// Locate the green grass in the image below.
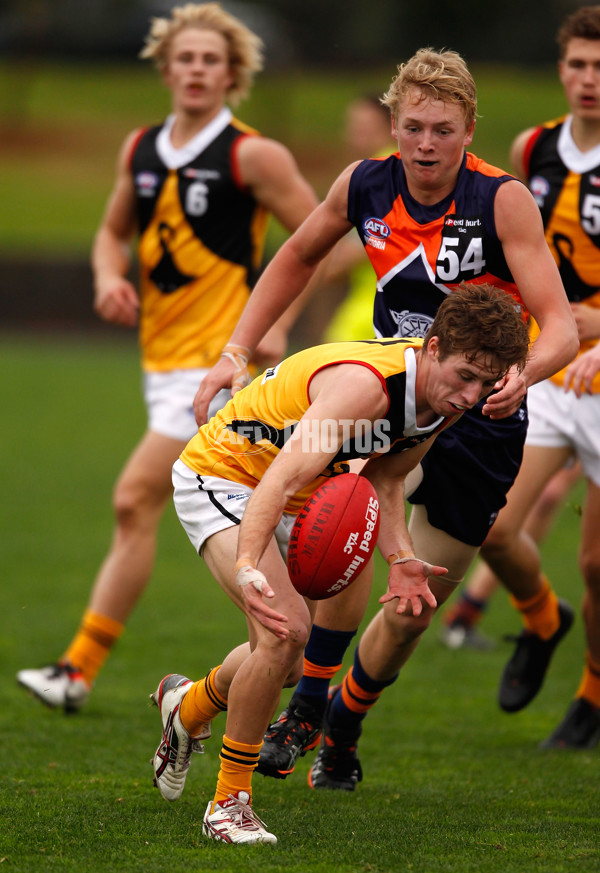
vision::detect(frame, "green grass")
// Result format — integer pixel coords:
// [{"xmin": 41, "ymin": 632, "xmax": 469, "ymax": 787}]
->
[
  {"xmin": 1, "ymin": 333, "xmax": 598, "ymax": 872},
  {"xmin": 0, "ymin": 61, "xmax": 567, "ymax": 257}
]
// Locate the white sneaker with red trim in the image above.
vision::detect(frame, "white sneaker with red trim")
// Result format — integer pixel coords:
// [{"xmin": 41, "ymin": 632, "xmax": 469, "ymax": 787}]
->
[
  {"xmin": 150, "ymin": 673, "xmax": 210, "ymax": 801},
  {"xmin": 202, "ymin": 791, "xmax": 277, "ymax": 845},
  {"xmin": 17, "ymin": 662, "xmax": 90, "ymax": 712}
]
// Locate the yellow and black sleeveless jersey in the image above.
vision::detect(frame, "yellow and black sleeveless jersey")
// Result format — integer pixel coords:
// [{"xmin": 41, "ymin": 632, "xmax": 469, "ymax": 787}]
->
[
  {"xmin": 180, "ymin": 339, "xmax": 452, "ymax": 513},
  {"xmin": 525, "ymin": 115, "xmax": 600, "ymax": 392},
  {"xmin": 130, "ymin": 108, "xmax": 269, "ymax": 371}
]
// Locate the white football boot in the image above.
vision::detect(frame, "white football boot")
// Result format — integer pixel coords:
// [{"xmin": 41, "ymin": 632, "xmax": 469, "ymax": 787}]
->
[
  {"xmin": 202, "ymin": 791, "xmax": 277, "ymax": 845},
  {"xmin": 17, "ymin": 663, "xmax": 90, "ymax": 712},
  {"xmin": 150, "ymin": 673, "xmax": 210, "ymax": 801}
]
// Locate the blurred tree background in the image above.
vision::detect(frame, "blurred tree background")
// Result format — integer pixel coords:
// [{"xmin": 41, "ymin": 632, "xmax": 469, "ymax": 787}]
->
[{"xmin": 0, "ymin": 0, "xmax": 588, "ymax": 337}]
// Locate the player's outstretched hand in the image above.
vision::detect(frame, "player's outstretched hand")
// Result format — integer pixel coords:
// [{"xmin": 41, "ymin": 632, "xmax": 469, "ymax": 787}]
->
[
  {"xmin": 380, "ymin": 558, "xmax": 446, "ymax": 616},
  {"xmin": 235, "ymin": 563, "xmax": 289, "ymax": 640},
  {"xmin": 563, "ymin": 344, "xmax": 600, "ymax": 398}
]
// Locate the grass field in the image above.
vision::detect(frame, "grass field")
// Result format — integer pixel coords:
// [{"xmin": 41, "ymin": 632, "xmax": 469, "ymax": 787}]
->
[{"xmin": 1, "ymin": 332, "xmax": 598, "ymax": 872}]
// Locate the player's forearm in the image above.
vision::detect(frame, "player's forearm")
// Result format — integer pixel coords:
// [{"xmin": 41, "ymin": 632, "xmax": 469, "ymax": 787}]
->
[
  {"xmin": 91, "ymin": 226, "xmax": 132, "ymax": 285},
  {"xmin": 524, "ymin": 317, "xmax": 579, "ymax": 387},
  {"xmin": 236, "ymin": 485, "xmax": 288, "ymax": 567}
]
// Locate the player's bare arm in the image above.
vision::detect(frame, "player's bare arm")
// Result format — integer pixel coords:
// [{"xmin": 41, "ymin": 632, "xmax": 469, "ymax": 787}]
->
[
  {"xmin": 483, "ymin": 180, "xmax": 579, "ymax": 419},
  {"xmin": 237, "ymin": 136, "xmax": 320, "ymax": 366},
  {"xmin": 193, "ymin": 164, "xmax": 358, "ymax": 424},
  {"xmin": 92, "ymin": 130, "xmax": 141, "ymax": 328},
  {"xmin": 237, "ymin": 136, "xmax": 318, "ymax": 234},
  {"xmin": 362, "ymin": 445, "xmax": 447, "ymax": 616},
  {"xmin": 234, "ymin": 364, "xmax": 388, "ymax": 634}
]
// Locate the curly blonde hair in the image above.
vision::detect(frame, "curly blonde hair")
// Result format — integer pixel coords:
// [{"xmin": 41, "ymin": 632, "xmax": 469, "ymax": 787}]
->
[
  {"xmin": 139, "ymin": 2, "xmax": 264, "ymax": 105},
  {"xmin": 381, "ymin": 48, "xmax": 477, "ymax": 128}
]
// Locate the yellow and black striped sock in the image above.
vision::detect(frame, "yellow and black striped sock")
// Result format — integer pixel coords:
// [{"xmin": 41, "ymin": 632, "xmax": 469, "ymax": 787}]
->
[
  {"xmin": 62, "ymin": 609, "xmax": 124, "ymax": 687},
  {"xmin": 212, "ymin": 735, "xmax": 262, "ymax": 810},
  {"xmin": 180, "ymin": 666, "xmax": 227, "ymax": 737},
  {"xmin": 510, "ymin": 576, "xmax": 559, "ymax": 640}
]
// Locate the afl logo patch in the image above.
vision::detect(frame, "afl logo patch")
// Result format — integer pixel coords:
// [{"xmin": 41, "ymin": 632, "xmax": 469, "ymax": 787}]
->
[
  {"xmin": 530, "ymin": 175, "xmax": 550, "ymax": 206},
  {"xmin": 135, "ymin": 172, "xmax": 159, "ymax": 197},
  {"xmin": 363, "ymin": 217, "xmax": 391, "ymax": 240}
]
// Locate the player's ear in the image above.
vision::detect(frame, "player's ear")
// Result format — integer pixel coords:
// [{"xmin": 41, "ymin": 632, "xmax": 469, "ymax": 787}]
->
[{"xmin": 426, "ymin": 336, "xmax": 441, "ymax": 360}]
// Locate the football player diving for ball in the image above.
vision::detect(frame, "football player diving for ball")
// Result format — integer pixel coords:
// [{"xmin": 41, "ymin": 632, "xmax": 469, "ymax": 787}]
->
[{"xmin": 150, "ymin": 284, "xmax": 528, "ymax": 846}]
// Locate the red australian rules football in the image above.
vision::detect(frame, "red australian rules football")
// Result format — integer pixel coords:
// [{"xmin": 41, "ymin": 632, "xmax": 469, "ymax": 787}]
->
[{"xmin": 287, "ymin": 473, "xmax": 380, "ymax": 600}]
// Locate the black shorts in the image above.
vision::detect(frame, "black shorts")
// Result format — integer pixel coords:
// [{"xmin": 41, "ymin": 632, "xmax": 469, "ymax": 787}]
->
[{"xmin": 408, "ymin": 398, "xmax": 528, "ymax": 547}]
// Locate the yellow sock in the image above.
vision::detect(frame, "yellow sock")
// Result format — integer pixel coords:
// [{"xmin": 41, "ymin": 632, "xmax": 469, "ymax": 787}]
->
[
  {"xmin": 62, "ymin": 610, "xmax": 124, "ymax": 686},
  {"xmin": 576, "ymin": 653, "xmax": 600, "ymax": 708},
  {"xmin": 212, "ymin": 735, "xmax": 262, "ymax": 810},
  {"xmin": 510, "ymin": 576, "xmax": 559, "ymax": 640},
  {"xmin": 180, "ymin": 666, "xmax": 227, "ymax": 737}
]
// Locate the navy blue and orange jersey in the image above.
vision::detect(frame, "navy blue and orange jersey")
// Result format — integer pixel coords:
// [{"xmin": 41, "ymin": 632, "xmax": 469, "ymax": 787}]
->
[
  {"xmin": 347, "ymin": 151, "xmax": 527, "ymax": 339},
  {"xmin": 129, "ymin": 108, "xmax": 269, "ymax": 372},
  {"xmin": 524, "ymin": 115, "xmax": 600, "ymax": 391},
  {"xmin": 181, "ymin": 338, "xmax": 453, "ymax": 513}
]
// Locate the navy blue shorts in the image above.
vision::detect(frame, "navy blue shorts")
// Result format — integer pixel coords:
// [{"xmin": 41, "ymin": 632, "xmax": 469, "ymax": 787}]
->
[{"xmin": 408, "ymin": 398, "xmax": 528, "ymax": 547}]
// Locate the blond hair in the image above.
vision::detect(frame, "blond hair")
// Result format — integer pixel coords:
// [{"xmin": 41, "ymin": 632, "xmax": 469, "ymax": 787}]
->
[
  {"xmin": 381, "ymin": 48, "xmax": 477, "ymax": 128},
  {"xmin": 139, "ymin": 2, "xmax": 264, "ymax": 105}
]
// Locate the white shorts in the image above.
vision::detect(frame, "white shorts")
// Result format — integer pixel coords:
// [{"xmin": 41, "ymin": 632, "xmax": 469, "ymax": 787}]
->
[
  {"xmin": 526, "ymin": 379, "xmax": 600, "ymax": 486},
  {"xmin": 172, "ymin": 458, "xmax": 296, "ymax": 556},
  {"xmin": 144, "ymin": 369, "xmax": 231, "ymax": 441}
]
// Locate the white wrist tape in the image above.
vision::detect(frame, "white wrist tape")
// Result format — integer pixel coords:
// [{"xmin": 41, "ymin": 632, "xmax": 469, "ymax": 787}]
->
[
  {"xmin": 235, "ymin": 564, "xmax": 268, "ymax": 593},
  {"xmin": 389, "ymin": 556, "xmax": 426, "ymax": 567},
  {"xmin": 221, "ymin": 344, "xmax": 251, "ymax": 392}
]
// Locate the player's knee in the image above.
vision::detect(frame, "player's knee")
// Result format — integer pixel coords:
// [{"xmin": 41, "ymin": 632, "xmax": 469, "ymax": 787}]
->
[
  {"xmin": 262, "ymin": 628, "xmax": 308, "ymax": 679},
  {"xmin": 383, "ymin": 607, "xmax": 431, "ymax": 645},
  {"xmin": 112, "ymin": 474, "xmax": 163, "ymax": 529},
  {"xmin": 112, "ymin": 481, "xmax": 146, "ymax": 527},
  {"xmin": 480, "ymin": 523, "xmax": 516, "ymax": 560}
]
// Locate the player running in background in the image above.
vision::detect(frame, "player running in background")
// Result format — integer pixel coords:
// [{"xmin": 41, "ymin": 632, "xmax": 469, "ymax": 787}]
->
[
  {"xmin": 16, "ymin": 2, "xmax": 318, "ymax": 712},
  {"xmin": 456, "ymin": 6, "xmax": 600, "ymax": 748},
  {"xmin": 150, "ymin": 285, "xmax": 529, "ymax": 845},
  {"xmin": 194, "ymin": 47, "xmax": 578, "ymax": 787}
]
